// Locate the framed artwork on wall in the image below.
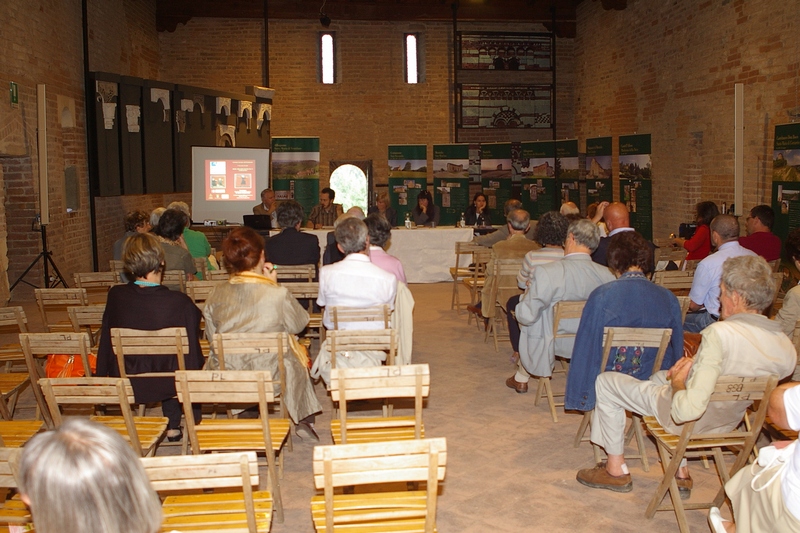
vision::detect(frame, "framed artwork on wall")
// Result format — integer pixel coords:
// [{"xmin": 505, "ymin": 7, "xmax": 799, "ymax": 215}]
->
[
  {"xmin": 458, "ymin": 32, "xmax": 553, "ymax": 71},
  {"xmin": 458, "ymin": 84, "xmax": 552, "ymax": 129}
]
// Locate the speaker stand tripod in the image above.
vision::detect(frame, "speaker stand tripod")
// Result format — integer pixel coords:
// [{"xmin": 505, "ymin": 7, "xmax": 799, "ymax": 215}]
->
[{"xmin": 10, "ymin": 224, "xmax": 68, "ymax": 291}]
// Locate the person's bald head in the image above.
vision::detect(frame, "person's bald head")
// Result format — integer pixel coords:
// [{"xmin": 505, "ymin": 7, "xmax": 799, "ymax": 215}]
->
[
  {"xmin": 603, "ymin": 202, "xmax": 630, "ymax": 232},
  {"xmin": 710, "ymin": 214, "xmax": 740, "ymax": 244},
  {"xmin": 560, "ymin": 202, "xmax": 579, "ymax": 216}
]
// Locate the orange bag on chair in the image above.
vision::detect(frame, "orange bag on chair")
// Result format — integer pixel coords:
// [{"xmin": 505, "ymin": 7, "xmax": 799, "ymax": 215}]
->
[{"xmin": 45, "ymin": 353, "xmax": 97, "ymax": 378}]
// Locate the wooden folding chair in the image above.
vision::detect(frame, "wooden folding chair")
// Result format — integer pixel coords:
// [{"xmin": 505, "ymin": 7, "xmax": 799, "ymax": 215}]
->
[
  {"xmin": 207, "ymin": 269, "xmax": 230, "ymax": 281},
  {"xmin": 193, "ymin": 256, "xmax": 208, "ymax": 280},
  {"xmin": 68, "ymin": 304, "xmax": 105, "ymax": 347},
  {"xmin": 72, "ymin": 271, "xmax": 117, "ymax": 304},
  {"xmin": 174, "ymin": 370, "xmax": 290, "ymax": 523},
  {"xmin": 643, "ymin": 375, "xmax": 778, "ymax": 532},
  {"xmin": 675, "ymin": 296, "xmax": 691, "ymax": 324},
  {"xmin": 109, "ymin": 259, "xmax": 126, "ymax": 282},
  {"xmin": 142, "ymin": 451, "xmax": 272, "ymax": 533},
  {"xmin": 275, "ymin": 263, "xmax": 315, "ymax": 282},
  {"xmin": 768, "ymin": 258, "xmax": 781, "ymax": 272},
  {"xmin": 535, "ymin": 300, "xmax": 586, "ymax": 423},
  {"xmin": 162, "ymin": 269, "xmax": 188, "ymax": 293},
  {"xmin": 330, "ymin": 304, "xmax": 390, "ymax": 330},
  {"xmin": 654, "ymin": 246, "xmax": 688, "ymax": 272},
  {"xmin": 34, "ymin": 288, "xmax": 89, "ymax": 332},
  {"xmin": 683, "ymin": 259, "xmax": 700, "ymax": 273},
  {"xmin": 463, "ymin": 248, "xmax": 493, "ymax": 325},
  {"xmin": 311, "ymin": 438, "xmax": 447, "ymax": 533},
  {"xmin": 450, "ymin": 241, "xmax": 484, "ymax": 314},
  {"xmin": 39, "ymin": 377, "xmax": 168, "ymax": 457},
  {"xmin": 0, "ymin": 307, "xmax": 27, "ymax": 371},
  {"xmin": 0, "ymin": 447, "xmax": 31, "ymax": 529},
  {"xmin": 283, "ymin": 281, "xmax": 323, "ymax": 342},
  {"xmin": 186, "ymin": 280, "xmax": 222, "ymax": 310},
  {"xmin": 574, "ymin": 327, "xmax": 672, "ymax": 472},
  {"xmin": 20, "ymin": 331, "xmax": 94, "ymax": 428},
  {"xmin": 330, "ymin": 364, "xmax": 429, "ymax": 445},
  {"xmin": 485, "ymin": 258, "xmax": 524, "ymax": 352},
  {"xmin": 653, "ymin": 270, "xmax": 694, "ymax": 296}
]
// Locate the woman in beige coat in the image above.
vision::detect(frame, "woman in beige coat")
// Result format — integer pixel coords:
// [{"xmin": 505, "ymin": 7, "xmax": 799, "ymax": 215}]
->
[{"xmin": 203, "ymin": 226, "xmax": 322, "ymax": 439}]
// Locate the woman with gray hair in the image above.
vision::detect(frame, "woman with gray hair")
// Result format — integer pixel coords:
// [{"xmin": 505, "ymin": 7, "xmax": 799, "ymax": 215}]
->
[{"xmin": 18, "ymin": 418, "xmax": 163, "ymax": 533}]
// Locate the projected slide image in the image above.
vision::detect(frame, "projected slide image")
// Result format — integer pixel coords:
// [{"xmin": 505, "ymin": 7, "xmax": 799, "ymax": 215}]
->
[{"xmin": 205, "ymin": 159, "xmax": 257, "ymax": 201}]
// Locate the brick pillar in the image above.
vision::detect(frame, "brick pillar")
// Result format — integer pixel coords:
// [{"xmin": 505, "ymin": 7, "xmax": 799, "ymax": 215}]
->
[{"xmin": 3, "ymin": 157, "xmax": 42, "ymax": 299}]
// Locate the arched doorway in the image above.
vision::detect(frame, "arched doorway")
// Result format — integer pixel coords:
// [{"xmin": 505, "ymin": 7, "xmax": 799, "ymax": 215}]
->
[{"xmin": 329, "ymin": 161, "xmax": 371, "ymax": 213}]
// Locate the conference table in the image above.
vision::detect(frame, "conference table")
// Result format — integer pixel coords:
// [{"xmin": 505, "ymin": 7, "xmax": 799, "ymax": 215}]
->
[{"xmin": 272, "ymin": 227, "xmax": 476, "ymax": 283}]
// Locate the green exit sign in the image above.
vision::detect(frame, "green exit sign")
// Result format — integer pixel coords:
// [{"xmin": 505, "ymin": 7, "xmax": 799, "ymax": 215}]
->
[{"xmin": 9, "ymin": 82, "xmax": 18, "ymax": 107}]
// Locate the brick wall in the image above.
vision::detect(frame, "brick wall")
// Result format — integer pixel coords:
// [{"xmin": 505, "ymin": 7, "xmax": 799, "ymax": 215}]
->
[
  {"xmin": 159, "ymin": 19, "xmax": 575, "ymax": 187},
  {"xmin": 574, "ymin": 0, "xmax": 800, "ymax": 238}
]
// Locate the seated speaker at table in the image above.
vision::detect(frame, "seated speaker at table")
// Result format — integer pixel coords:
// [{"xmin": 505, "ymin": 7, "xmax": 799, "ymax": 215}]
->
[
  {"xmin": 367, "ymin": 192, "xmax": 397, "ymax": 227},
  {"xmin": 412, "ymin": 189, "xmax": 439, "ymax": 227}
]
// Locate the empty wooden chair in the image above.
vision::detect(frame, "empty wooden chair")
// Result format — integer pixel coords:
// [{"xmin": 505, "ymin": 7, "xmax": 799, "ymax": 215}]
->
[
  {"xmin": 186, "ymin": 279, "xmax": 222, "ymax": 310},
  {"xmin": 450, "ymin": 241, "xmax": 484, "ymax": 314},
  {"xmin": 0, "ymin": 307, "xmax": 27, "ymax": 371},
  {"xmin": 653, "ymin": 246, "xmax": 688, "ymax": 271},
  {"xmin": 193, "ymin": 256, "xmax": 208, "ymax": 280},
  {"xmin": 653, "ymin": 270, "xmax": 694, "ymax": 296},
  {"xmin": 0, "ymin": 447, "xmax": 31, "ymax": 528},
  {"xmin": 142, "ymin": 451, "xmax": 272, "ymax": 533},
  {"xmin": 535, "ymin": 300, "xmax": 586, "ymax": 423},
  {"xmin": 72, "ymin": 271, "xmax": 117, "ymax": 304},
  {"xmin": 275, "ymin": 263, "xmax": 315, "ymax": 282},
  {"xmin": 574, "ymin": 327, "xmax": 672, "ymax": 472},
  {"xmin": 20, "ymin": 332, "xmax": 94, "ymax": 428},
  {"xmin": 0, "ymin": 421, "xmax": 44, "ymax": 448},
  {"xmin": 311, "ymin": 438, "xmax": 447, "ymax": 533},
  {"xmin": 329, "ymin": 364, "xmax": 429, "ymax": 445},
  {"xmin": 161, "ymin": 269, "xmax": 188, "ymax": 293},
  {"xmin": 207, "ymin": 269, "xmax": 230, "ymax": 281},
  {"xmin": 109, "ymin": 259, "xmax": 126, "ymax": 282},
  {"xmin": 68, "ymin": 304, "xmax": 105, "ymax": 347},
  {"xmin": 485, "ymin": 258, "xmax": 525, "ymax": 352},
  {"xmin": 39, "ymin": 377, "xmax": 168, "ymax": 457},
  {"xmin": 463, "ymin": 248, "xmax": 493, "ymax": 325},
  {"xmin": 174, "ymin": 370, "xmax": 290, "ymax": 523},
  {"xmin": 34, "ymin": 288, "xmax": 88, "ymax": 332},
  {"xmin": 644, "ymin": 375, "xmax": 778, "ymax": 532}
]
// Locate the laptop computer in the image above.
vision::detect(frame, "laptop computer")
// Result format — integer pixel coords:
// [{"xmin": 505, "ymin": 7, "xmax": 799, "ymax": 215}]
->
[{"xmin": 243, "ymin": 214, "xmax": 272, "ymax": 231}]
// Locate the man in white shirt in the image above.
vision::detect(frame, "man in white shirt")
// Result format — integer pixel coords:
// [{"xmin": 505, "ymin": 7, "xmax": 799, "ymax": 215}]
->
[
  {"xmin": 317, "ymin": 217, "xmax": 398, "ymax": 330},
  {"xmin": 684, "ymin": 214, "xmax": 756, "ymax": 333}
]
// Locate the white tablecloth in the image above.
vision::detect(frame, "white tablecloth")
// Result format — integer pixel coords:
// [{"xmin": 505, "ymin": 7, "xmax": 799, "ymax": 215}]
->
[{"xmin": 271, "ymin": 227, "xmax": 475, "ymax": 283}]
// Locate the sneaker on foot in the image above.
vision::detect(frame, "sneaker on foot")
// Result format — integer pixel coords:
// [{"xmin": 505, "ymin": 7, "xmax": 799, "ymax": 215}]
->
[{"xmin": 576, "ymin": 462, "xmax": 633, "ymax": 493}]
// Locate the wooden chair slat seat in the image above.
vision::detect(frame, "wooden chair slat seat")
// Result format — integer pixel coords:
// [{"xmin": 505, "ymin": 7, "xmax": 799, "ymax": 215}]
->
[
  {"xmin": 0, "ymin": 448, "xmax": 31, "ymax": 528},
  {"xmin": 0, "ymin": 421, "xmax": 44, "ymax": 447},
  {"xmin": 450, "ymin": 241, "xmax": 487, "ymax": 314},
  {"xmin": 274, "ymin": 264, "xmax": 315, "ymax": 282},
  {"xmin": 35, "ymin": 288, "xmax": 89, "ymax": 332}
]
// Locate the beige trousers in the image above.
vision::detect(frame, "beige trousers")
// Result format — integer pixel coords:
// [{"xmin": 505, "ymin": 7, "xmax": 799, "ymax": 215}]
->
[{"xmin": 726, "ymin": 461, "xmax": 800, "ymax": 533}]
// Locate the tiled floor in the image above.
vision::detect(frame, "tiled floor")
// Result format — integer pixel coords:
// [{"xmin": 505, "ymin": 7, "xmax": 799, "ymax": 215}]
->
[{"xmin": 9, "ymin": 282, "xmax": 718, "ymax": 532}]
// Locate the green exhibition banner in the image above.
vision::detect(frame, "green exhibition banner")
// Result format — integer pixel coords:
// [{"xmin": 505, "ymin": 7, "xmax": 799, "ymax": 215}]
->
[
  {"xmin": 585, "ymin": 136, "xmax": 613, "ymax": 205},
  {"xmin": 556, "ymin": 139, "xmax": 580, "ymax": 207},
  {"xmin": 618, "ymin": 134, "xmax": 653, "ymax": 240},
  {"xmin": 433, "ymin": 144, "xmax": 470, "ymax": 226},
  {"xmin": 520, "ymin": 140, "xmax": 556, "ymax": 220},
  {"xmin": 388, "ymin": 145, "xmax": 428, "ymax": 224},
  {"xmin": 771, "ymin": 123, "xmax": 800, "ymax": 244},
  {"xmin": 271, "ymin": 137, "xmax": 320, "ymax": 221},
  {"xmin": 481, "ymin": 142, "xmax": 513, "ymax": 215}
]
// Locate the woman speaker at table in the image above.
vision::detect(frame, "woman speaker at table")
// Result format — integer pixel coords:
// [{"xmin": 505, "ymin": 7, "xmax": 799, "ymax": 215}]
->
[{"xmin": 412, "ymin": 189, "xmax": 439, "ymax": 227}]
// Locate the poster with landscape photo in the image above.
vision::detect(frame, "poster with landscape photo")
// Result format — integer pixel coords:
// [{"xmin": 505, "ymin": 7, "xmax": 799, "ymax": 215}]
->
[
  {"xmin": 585, "ymin": 136, "xmax": 613, "ymax": 205},
  {"xmin": 618, "ymin": 134, "xmax": 653, "ymax": 239},
  {"xmin": 519, "ymin": 141, "xmax": 556, "ymax": 220},
  {"xmin": 772, "ymin": 123, "xmax": 800, "ymax": 242},
  {"xmin": 388, "ymin": 145, "xmax": 428, "ymax": 223},
  {"xmin": 433, "ymin": 144, "xmax": 470, "ymax": 225},
  {"xmin": 271, "ymin": 137, "xmax": 320, "ymax": 219},
  {"xmin": 556, "ymin": 139, "xmax": 580, "ymax": 207},
  {"xmin": 480, "ymin": 143, "xmax": 513, "ymax": 212}
]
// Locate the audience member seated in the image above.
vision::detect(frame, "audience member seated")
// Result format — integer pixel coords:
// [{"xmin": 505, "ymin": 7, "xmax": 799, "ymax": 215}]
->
[
  {"xmin": 113, "ymin": 210, "xmax": 151, "ymax": 261},
  {"xmin": 97, "ymin": 233, "xmax": 204, "ymax": 442},
  {"xmin": 577, "ymin": 255, "xmax": 796, "ymax": 495},
  {"xmin": 739, "ymin": 204, "xmax": 782, "ymax": 261},
  {"xmin": 253, "ymin": 187, "xmax": 279, "ymax": 228},
  {"xmin": 323, "ymin": 207, "xmax": 365, "ymax": 266},
  {"xmin": 311, "ymin": 218, "xmax": 398, "ymax": 385},
  {"xmin": 708, "ymin": 381, "xmax": 800, "ymax": 532},
  {"xmin": 153, "ymin": 208, "xmax": 196, "ymax": 285},
  {"xmin": 307, "ymin": 187, "xmax": 344, "ymax": 229},
  {"xmin": 464, "ymin": 192, "xmax": 492, "ymax": 227},
  {"xmin": 560, "ymin": 201, "xmax": 580, "ymax": 216},
  {"xmin": 506, "ymin": 211, "xmax": 569, "ymax": 364},
  {"xmin": 18, "ymin": 418, "xmax": 163, "ymax": 533},
  {"xmin": 684, "ymin": 214, "xmax": 756, "ymax": 333},
  {"xmin": 466, "ymin": 208, "xmax": 538, "ymax": 321},
  {"xmin": 591, "ymin": 202, "xmax": 656, "ymax": 266},
  {"xmin": 365, "ymin": 213, "xmax": 406, "ymax": 283},
  {"xmin": 565, "ymin": 231, "xmax": 683, "ymax": 412},
  {"xmin": 203, "ymin": 226, "xmax": 322, "ymax": 439},
  {"xmin": 412, "ymin": 189, "xmax": 439, "ymax": 227},
  {"xmin": 474, "ymin": 199, "xmax": 537, "ymax": 247},
  {"xmin": 507, "ymin": 219, "xmax": 615, "ymax": 393},
  {"xmin": 776, "ymin": 227, "xmax": 800, "ymax": 339},
  {"xmin": 672, "ymin": 200, "xmax": 718, "ymax": 261},
  {"xmin": 149, "ymin": 206, "xmax": 166, "ymax": 228},
  {"xmin": 587, "ymin": 201, "xmax": 608, "ymax": 237},
  {"xmin": 168, "ymin": 201, "xmax": 214, "ymax": 278},
  {"xmin": 265, "ymin": 200, "xmax": 320, "ymax": 276},
  {"xmin": 367, "ymin": 191, "xmax": 397, "ymax": 227}
]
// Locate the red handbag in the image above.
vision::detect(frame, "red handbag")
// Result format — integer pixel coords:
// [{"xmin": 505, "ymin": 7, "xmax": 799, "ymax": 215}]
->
[{"xmin": 45, "ymin": 353, "xmax": 98, "ymax": 378}]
